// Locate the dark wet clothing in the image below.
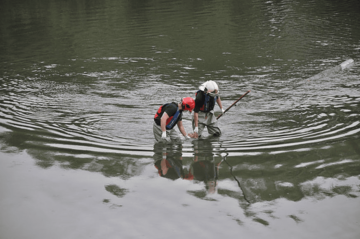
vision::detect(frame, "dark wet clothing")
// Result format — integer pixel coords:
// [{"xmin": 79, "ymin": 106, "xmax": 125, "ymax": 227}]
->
[
  {"xmin": 154, "ymin": 102, "xmax": 182, "ymax": 130},
  {"xmin": 194, "ymin": 90, "xmax": 217, "ymax": 113}
]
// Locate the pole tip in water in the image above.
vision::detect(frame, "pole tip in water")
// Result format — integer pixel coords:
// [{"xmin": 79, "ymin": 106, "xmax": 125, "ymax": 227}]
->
[{"xmin": 340, "ymin": 59, "xmax": 354, "ymax": 70}]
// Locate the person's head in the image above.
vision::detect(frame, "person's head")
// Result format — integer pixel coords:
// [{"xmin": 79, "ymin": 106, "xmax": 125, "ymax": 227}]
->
[
  {"xmin": 199, "ymin": 80, "xmax": 219, "ymax": 97},
  {"xmin": 181, "ymin": 97, "xmax": 195, "ymax": 112}
]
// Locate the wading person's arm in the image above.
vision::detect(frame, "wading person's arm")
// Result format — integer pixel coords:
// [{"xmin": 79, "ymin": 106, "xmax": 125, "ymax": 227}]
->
[
  {"xmin": 160, "ymin": 113, "xmax": 169, "ymax": 139},
  {"xmin": 177, "ymin": 121, "xmax": 189, "ymax": 139}
]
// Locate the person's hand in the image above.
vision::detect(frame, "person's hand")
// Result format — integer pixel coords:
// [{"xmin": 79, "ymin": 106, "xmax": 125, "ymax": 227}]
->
[
  {"xmin": 192, "ymin": 127, "xmax": 199, "ymax": 138},
  {"xmin": 161, "ymin": 131, "xmax": 167, "ymax": 139},
  {"xmin": 221, "ymin": 108, "xmax": 225, "ymax": 114},
  {"xmin": 184, "ymin": 135, "xmax": 190, "ymax": 140},
  {"xmin": 194, "ymin": 127, "xmax": 198, "ymax": 134},
  {"xmin": 188, "ymin": 132, "xmax": 198, "ymax": 139},
  {"xmin": 210, "ymin": 110, "xmax": 214, "ymax": 114}
]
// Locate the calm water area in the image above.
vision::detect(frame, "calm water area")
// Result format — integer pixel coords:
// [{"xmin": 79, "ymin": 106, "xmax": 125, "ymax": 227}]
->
[{"xmin": 1, "ymin": 0, "xmax": 360, "ymax": 238}]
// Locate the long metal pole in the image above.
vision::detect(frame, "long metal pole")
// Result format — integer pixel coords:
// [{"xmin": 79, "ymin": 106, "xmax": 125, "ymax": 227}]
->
[{"xmin": 217, "ymin": 90, "xmax": 250, "ymax": 120}]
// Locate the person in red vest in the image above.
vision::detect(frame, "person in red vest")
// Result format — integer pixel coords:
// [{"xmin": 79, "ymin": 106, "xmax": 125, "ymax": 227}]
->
[
  {"xmin": 153, "ymin": 97, "xmax": 195, "ymax": 142},
  {"xmin": 190, "ymin": 81, "xmax": 225, "ymax": 138}
]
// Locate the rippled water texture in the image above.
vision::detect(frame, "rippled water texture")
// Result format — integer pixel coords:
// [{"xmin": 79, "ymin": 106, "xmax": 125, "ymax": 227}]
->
[{"xmin": 1, "ymin": 0, "xmax": 360, "ymax": 238}]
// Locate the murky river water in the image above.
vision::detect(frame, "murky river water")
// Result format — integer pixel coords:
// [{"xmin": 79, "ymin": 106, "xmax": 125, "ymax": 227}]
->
[{"xmin": 1, "ymin": 0, "xmax": 360, "ymax": 238}]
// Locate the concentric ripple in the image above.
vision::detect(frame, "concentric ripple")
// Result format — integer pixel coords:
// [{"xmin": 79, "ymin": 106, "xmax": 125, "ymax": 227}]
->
[{"xmin": 1, "ymin": 63, "xmax": 359, "ymax": 159}]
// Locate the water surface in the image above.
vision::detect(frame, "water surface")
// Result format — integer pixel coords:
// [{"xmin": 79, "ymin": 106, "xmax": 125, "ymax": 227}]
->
[{"xmin": 1, "ymin": 0, "xmax": 360, "ymax": 238}]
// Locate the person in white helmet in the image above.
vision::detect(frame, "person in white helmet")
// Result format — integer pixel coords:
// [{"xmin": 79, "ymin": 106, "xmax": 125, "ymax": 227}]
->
[
  {"xmin": 190, "ymin": 81, "xmax": 225, "ymax": 138},
  {"xmin": 153, "ymin": 97, "xmax": 195, "ymax": 142}
]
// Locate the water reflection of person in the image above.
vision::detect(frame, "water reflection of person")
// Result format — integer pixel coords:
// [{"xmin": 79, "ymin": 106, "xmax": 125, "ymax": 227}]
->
[
  {"xmin": 153, "ymin": 144, "xmax": 184, "ymax": 180},
  {"xmin": 190, "ymin": 154, "xmax": 221, "ymax": 194},
  {"xmin": 188, "ymin": 139, "xmax": 222, "ymax": 194},
  {"xmin": 153, "ymin": 140, "xmax": 222, "ymax": 194}
]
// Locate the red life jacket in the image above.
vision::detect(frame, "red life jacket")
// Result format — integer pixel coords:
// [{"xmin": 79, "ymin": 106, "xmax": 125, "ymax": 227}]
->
[{"xmin": 154, "ymin": 103, "xmax": 181, "ymax": 129}]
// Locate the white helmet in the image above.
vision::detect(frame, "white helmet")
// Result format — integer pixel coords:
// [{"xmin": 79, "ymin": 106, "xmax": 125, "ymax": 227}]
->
[{"xmin": 199, "ymin": 80, "xmax": 219, "ymax": 96}]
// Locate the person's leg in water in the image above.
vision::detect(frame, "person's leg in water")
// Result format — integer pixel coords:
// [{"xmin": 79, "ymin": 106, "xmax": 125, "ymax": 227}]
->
[
  {"xmin": 153, "ymin": 123, "xmax": 180, "ymax": 143},
  {"xmin": 169, "ymin": 128, "xmax": 182, "ymax": 143},
  {"xmin": 153, "ymin": 122, "xmax": 164, "ymax": 142},
  {"xmin": 192, "ymin": 111, "xmax": 208, "ymax": 138},
  {"xmin": 207, "ymin": 121, "xmax": 221, "ymax": 137}
]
